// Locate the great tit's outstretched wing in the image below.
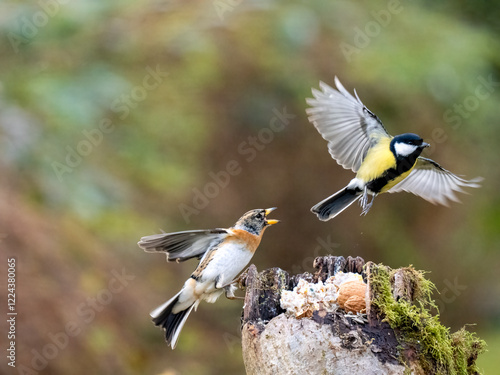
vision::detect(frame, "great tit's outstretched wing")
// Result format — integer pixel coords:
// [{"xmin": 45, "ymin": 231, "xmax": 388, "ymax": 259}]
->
[
  {"xmin": 138, "ymin": 229, "xmax": 228, "ymax": 262},
  {"xmin": 306, "ymin": 76, "xmax": 391, "ymax": 172},
  {"xmin": 388, "ymin": 157, "xmax": 483, "ymax": 205}
]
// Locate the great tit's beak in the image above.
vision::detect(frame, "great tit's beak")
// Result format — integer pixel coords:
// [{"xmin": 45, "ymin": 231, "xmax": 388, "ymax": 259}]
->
[
  {"xmin": 264, "ymin": 207, "xmax": 279, "ymax": 225},
  {"xmin": 421, "ymin": 142, "xmax": 430, "ymax": 148}
]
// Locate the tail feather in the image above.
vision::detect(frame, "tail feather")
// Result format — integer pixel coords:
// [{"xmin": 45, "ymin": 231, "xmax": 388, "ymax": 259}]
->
[
  {"xmin": 311, "ymin": 188, "xmax": 361, "ymax": 221},
  {"xmin": 151, "ymin": 292, "xmax": 196, "ymax": 349}
]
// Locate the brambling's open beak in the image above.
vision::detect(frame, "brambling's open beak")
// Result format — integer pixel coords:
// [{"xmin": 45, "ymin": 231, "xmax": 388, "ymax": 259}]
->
[{"xmin": 264, "ymin": 207, "xmax": 279, "ymax": 225}]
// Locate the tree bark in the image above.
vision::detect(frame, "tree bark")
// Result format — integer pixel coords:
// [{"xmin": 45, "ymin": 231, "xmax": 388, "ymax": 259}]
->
[{"xmin": 240, "ymin": 256, "xmax": 482, "ymax": 375}]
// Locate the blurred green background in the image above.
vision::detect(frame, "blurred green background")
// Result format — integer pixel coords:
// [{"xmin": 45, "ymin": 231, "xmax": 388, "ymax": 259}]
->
[{"xmin": 1, "ymin": 0, "xmax": 499, "ymax": 374}]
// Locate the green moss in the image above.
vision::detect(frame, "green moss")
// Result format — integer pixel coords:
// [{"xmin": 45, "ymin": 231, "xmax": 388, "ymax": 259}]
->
[
  {"xmin": 369, "ymin": 264, "xmax": 486, "ymax": 374},
  {"xmin": 451, "ymin": 327, "xmax": 487, "ymax": 374}
]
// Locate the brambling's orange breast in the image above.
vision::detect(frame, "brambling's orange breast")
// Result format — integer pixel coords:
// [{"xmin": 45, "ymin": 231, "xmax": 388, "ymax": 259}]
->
[{"xmin": 228, "ymin": 229, "xmax": 262, "ymax": 254}]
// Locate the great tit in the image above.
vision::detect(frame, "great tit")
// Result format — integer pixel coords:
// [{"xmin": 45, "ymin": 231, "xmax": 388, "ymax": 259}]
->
[{"xmin": 307, "ymin": 77, "xmax": 482, "ymax": 221}]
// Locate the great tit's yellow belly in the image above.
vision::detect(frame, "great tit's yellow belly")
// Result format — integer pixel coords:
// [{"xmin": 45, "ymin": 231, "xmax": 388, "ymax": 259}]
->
[
  {"xmin": 356, "ymin": 138, "xmax": 395, "ymax": 182},
  {"xmin": 355, "ymin": 137, "xmax": 417, "ymax": 194}
]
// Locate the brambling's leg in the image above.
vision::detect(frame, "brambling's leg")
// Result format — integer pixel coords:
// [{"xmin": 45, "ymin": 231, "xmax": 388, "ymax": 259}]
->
[
  {"xmin": 219, "ymin": 268, "xmax": 251, "ymax": 300},
  {"xmin": 224, "ymin": 283, "xmax": 244, "ymax": 300},
  {"xmin": 220, "ymin": 268, "xmax": 250, "ymax": 290},
  {"xmin": 235, "ymin": 268, "xmax": 250, "ymax": 290}
]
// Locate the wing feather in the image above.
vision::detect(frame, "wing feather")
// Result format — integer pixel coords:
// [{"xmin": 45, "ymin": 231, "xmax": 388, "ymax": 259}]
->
[
  {"xmin": 138, "ymin": 229, "xmax": 228, "ymax": 262},
  {"xmin": 388, "ymin": 157, "xmax": 482, "ymax": 205},
  {"xmin": 306, "ymin": 76, "xmax": 391, "ymax": 172}
]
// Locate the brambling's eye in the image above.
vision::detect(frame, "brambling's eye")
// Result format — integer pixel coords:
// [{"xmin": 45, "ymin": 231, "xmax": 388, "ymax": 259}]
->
[{"xmin": 255, "ymin": 213, "xmax": 263, "ymax": 220}]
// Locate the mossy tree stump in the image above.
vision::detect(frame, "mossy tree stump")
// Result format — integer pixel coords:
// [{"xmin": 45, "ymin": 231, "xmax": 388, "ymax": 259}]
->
[{"xmin": 240, "ymin": 256, "xmax": 484, "ymax": 375}]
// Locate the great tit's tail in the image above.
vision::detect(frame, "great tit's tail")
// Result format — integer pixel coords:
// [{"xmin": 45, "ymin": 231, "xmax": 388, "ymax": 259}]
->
[
  {"xmin": 150, "ymin": 291, "xmax": 197, "ymax": 349},
  {"xmin": 311, "ymin": 188, "xmax": 361, "ymax": 221}
]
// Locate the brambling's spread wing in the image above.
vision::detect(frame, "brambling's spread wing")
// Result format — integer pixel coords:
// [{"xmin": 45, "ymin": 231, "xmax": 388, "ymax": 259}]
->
[
  {"xmin": 138, "ymin": 229, "xmax": 228, "ymax": 262},
  {"xmin": 306, "ymin": 77, "xmax": 391, "ymax": 172},
  {"xmin": 387, "ymin": 157, "xmax": 483, "ymax": 205}
]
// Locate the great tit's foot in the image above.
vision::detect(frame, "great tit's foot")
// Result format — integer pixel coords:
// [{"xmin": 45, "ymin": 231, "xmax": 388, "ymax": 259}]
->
[
  {"xmin": 359, "ymin": 188, "xmax": 369, "ymax": 211},
  {"xmin": 360, "ymin": 191, "xmax": 376, "ymax": 216},
  {"xmin": 361, "ymin": 203, "xmax": 372, "ymax": 216}
]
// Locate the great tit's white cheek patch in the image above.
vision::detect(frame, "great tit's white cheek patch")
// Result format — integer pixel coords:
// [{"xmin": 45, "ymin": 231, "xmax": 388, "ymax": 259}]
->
[{"xmin": 394, "ymin": 142, "xmax": 418, "ymax": 157}]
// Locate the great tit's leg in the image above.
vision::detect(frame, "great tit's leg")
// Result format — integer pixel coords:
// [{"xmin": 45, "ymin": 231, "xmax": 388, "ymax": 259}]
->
[
  {"xmin": 361, "ymin": 193, "xmax": 377, "ymax": 216},
  {"xmin": 359, "ymin": 186, "xmax": 370, "ymax": 215}
]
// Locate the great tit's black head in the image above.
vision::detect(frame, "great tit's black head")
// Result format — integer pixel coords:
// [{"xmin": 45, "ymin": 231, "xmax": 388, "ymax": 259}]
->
[
  {"xmin": 391, "ymin": 133, "xmax": 430, "ymax": 158},
  {"xmin": 234, "ymin": 208, "xmax": 279, "ymax": 235}
]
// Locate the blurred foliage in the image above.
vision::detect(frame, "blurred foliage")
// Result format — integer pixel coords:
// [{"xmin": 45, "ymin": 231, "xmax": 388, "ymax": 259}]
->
[{"xmin": 1, "ymin": 0, "xmax": 499, "ymax": 374}]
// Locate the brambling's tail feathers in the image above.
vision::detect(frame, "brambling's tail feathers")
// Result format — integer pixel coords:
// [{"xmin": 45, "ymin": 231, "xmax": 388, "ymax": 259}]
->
[
  {"xmin": 311, "ymin": 188, "xmax": 361, "ymax": 221},
  {"xmin": 138, "ymin": 229, "xmax": 227, "ymax": 262},
  {"xmin": 150, "ymin": 292, "xmax": 197, "ymax": 349}
]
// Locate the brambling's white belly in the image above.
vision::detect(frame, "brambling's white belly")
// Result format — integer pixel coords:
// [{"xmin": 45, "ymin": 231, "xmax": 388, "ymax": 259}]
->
[
  {"xmin": 201, "ymin": 241, "xmax": 254, "ymax": 291},
  {"xmin": 175, "ymin": 241, "xmax": 254, "ymax": 310}
]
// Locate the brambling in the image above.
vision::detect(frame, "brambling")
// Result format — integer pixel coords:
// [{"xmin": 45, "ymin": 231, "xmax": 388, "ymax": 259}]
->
[
  {"xmin": 138, "ymin": 208, "xmax": 279, "ymax": 349},
  {"xmin": 306, "ymin": 77, "xmax": 482, "ymax": 221}
]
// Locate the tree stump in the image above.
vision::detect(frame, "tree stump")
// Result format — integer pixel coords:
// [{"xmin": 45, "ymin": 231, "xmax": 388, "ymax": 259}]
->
[{"xmin": 240, "ymin": 256, "xmax": 485, "ymax": 375}]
